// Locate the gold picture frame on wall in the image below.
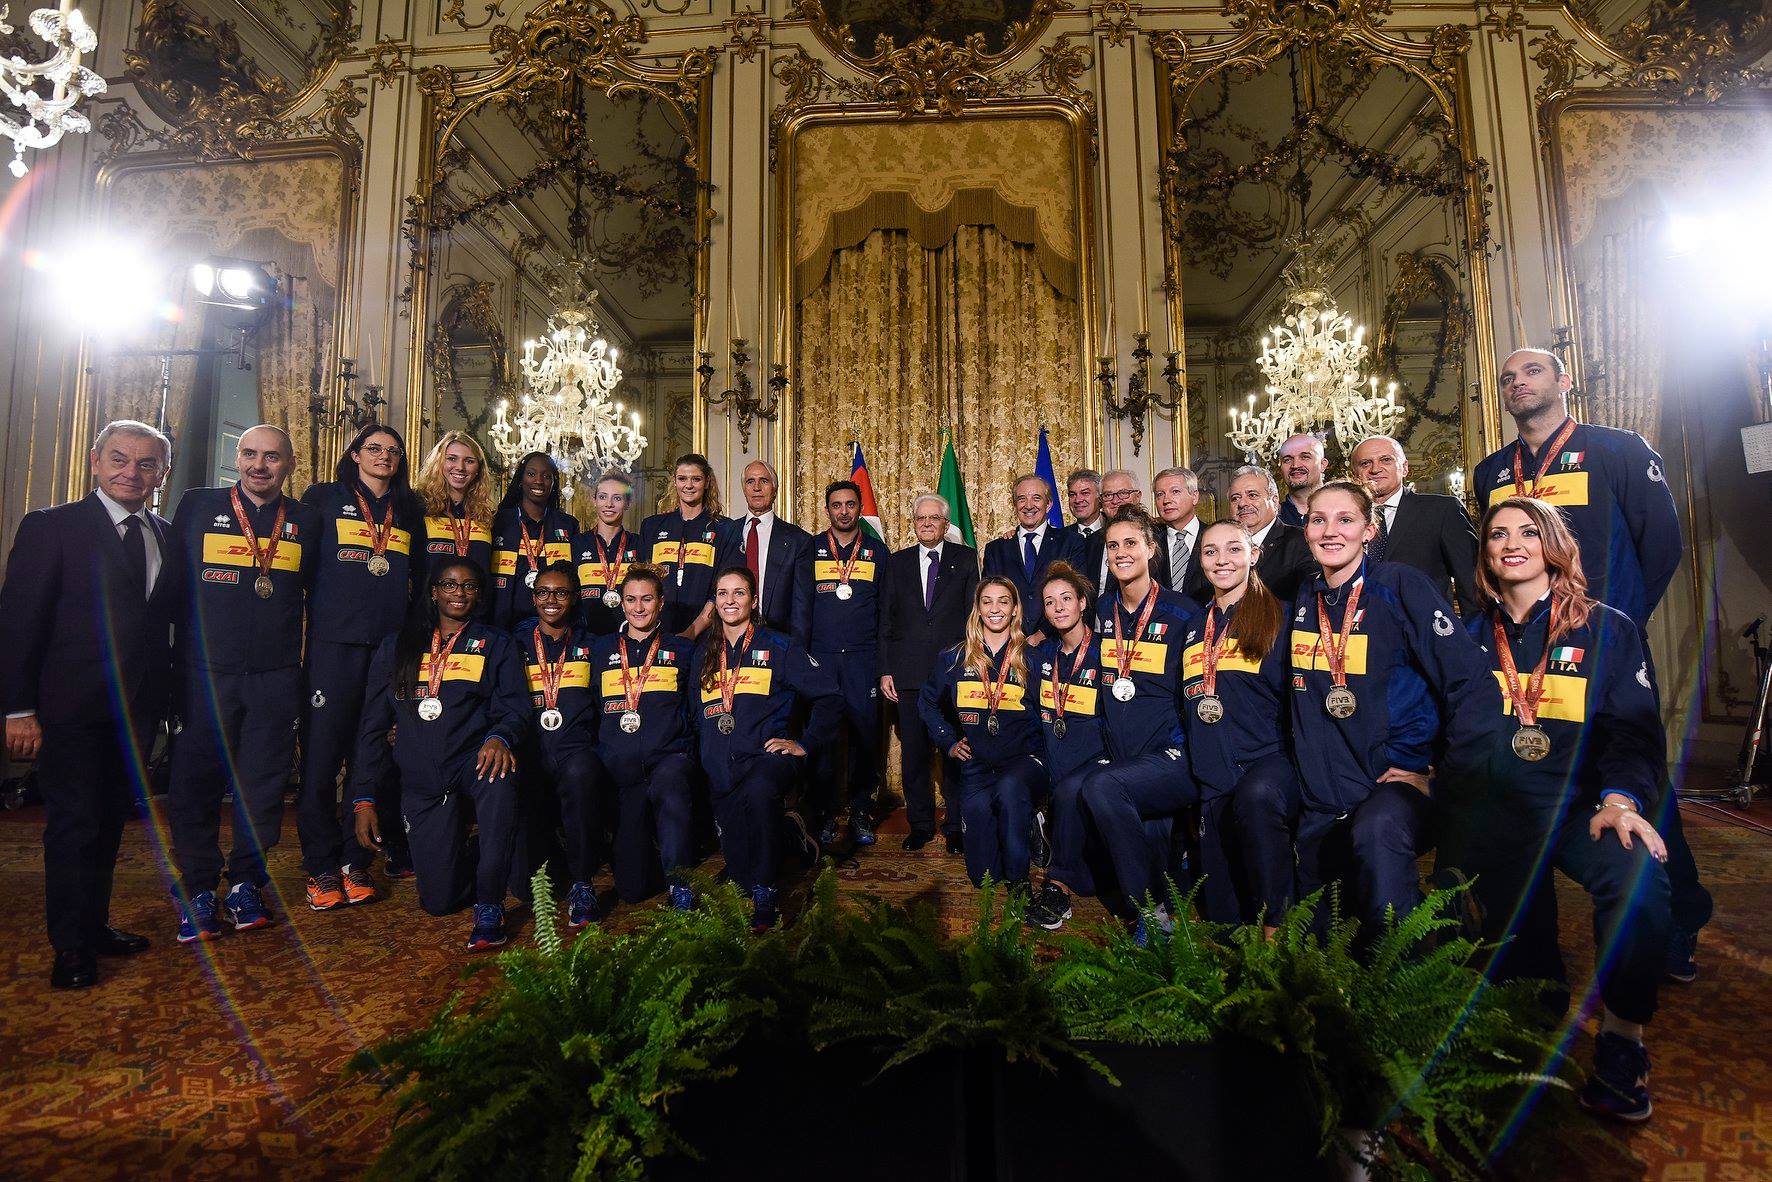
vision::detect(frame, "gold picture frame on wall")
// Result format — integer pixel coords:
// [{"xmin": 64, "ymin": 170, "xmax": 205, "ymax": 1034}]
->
[{"xmin": 771, "ymin": 96, "xmax": 1103, "ymax": 528}]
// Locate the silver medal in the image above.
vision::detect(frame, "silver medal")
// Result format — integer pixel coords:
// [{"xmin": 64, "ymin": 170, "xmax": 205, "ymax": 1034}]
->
[
  {"xmin": 602, "ymin": 589, "xmax": 620, "ymax": 610},
  {"xmin": 524, "ymin": 569, "xmax": 538, "ymax": 588},
  {"xmin": 835, "ymin": 582, "xmax": 853, "ymax": 601},
  {"xmin": 1112, "ymin": 677, "xmax": 1136, "ymax": 702},
  {"xmin": 254, "ymin": 575, "xmax": 274, "ymax": 599},
  {"xmin": 1512, "ymin": 724, "xmax": 1551, "ymax": 761},
  {"xmin": 367, "ymin": 553, "xmax": 391, "ymax": 577},
  {"xmin": 540, "ymin": 707, "xmax": 563, "ymax": 732},
  {"xmin": 1052, "ymin": 716, "xmax": 1067, "ymax": 740},
  {"xmin": 1195, "ymin": 694, "xmax": 1225, "ymax": 725},
  {"xmin": 417, "ymin": 696, "xmax": 443, "ymax": 721},
  {"xmin": 1324, "ymin": 686, "xmax": 1357, "ymax": 719},
  {"xmin": 986, "ymin": 714, "xmax": 1000, "ymax": 736},
  {"xmin": 619, "ymin": 710, "xmax": 642, "ymax": 733},
  {"xmin": 717, "ymin": 712, "xmax": 736, "ymax": 735}
]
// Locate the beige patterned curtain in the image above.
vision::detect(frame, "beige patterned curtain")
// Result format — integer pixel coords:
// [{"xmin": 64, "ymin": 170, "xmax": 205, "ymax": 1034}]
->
[
  {"xmin": 1574, "ymin": 182, "xmax": 1663, "ymax": 445},
  {"xmin": 791, "ymin": 226, "xmax": 1083, "ymax": 543}
]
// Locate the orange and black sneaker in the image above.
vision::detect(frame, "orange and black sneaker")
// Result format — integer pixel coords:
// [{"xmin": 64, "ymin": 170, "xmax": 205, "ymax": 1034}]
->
[
  {"xmin": 306, "ymin": 872, "xmax": 347, "ymax": 911},
  {"xmin": 340, "ymin": 864, "xmax": 377, "ymax": 905}
]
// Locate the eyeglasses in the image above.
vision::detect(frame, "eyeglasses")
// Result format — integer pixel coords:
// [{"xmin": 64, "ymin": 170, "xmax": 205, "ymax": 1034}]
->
[
  {"xmin": 1102, "ymin": 490, "xmax": 1136, "ymax": 503},
  {"xmin": 359, "ymin": 443, "xmax": 403, "ymax": 458},
  {"xmin": 532, "ymin": 587, "xmax": 574, "ymax": 600},
  {"xmin": 435, "ymin": 579, "xmax": 481, "ymax": 593}
]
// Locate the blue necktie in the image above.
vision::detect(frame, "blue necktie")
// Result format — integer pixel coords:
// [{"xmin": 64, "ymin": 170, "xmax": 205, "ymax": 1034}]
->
[{"xmin": 1022, "ymin": 531, "xmax": 1038, "ymax": 581}]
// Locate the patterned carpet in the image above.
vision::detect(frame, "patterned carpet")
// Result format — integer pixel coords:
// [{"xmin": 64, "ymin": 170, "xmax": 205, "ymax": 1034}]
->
[{"xmin": 1, "ymin": 792, "xmax": 1768, "ymax": 1181}]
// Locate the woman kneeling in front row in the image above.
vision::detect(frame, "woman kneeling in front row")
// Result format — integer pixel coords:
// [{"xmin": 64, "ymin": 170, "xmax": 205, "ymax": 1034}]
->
[
  {"xmin": 352, "ymin": 559, "xmax": 530, "ymax": 951},
  {"xmin": 1462, "ymin": 495, "xmax": 1671, "ymax": 1124}
]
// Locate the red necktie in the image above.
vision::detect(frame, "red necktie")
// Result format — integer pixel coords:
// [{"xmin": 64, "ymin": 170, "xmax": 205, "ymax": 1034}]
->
[{"xmin": 746, "ymin": 516, "xmax": 760, "ymax": 579}]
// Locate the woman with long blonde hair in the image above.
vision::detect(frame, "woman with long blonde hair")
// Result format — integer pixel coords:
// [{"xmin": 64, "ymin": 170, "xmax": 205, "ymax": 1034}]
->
[
  {"xmin": 414, "ymin": 431, "xmax": 495, "ymax": 575},
  {"xmin": 918, "ymin": 576, "xmax": 1045, "ymax": 889},
  {"xmin": 640, "ymin": 452, "xmax": 724, "ymax": 637},
  {"xmin": 1461, "ymin": 494, "xmax": 1669, "ymax": 1124}
]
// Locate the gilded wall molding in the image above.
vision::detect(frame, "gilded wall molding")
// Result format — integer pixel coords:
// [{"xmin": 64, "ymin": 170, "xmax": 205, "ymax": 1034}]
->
[
  {"xmin": 788, "ymin": 0, "xmax": 1068, "ymax": 76},
  {"xmin": 95, "ymin": 76, "xmax": 366, "ymax": 164}
]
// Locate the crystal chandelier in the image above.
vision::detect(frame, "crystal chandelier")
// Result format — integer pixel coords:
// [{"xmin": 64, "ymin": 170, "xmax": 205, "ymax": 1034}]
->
[
  {"xmin": 0, "ymin": 0, "xmax": 105, "ymax": 179},
  {"xmin": 1226, "ymin": 235, "xmax": 1400, "ymax": 462},
  {"xmin": 490, "ymin": 284, "xmax": 646, "ymax": 486}
]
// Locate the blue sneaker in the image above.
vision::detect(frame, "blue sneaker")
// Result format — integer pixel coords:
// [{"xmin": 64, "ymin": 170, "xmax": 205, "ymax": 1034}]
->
[
  {"xmin": 1664, "ymin": 928, "xmax": 1698, "ymax": 984},
  {"xmin": 176, "ymin": 890, "xmax": 223, "ymax": 944},
  {"xmin": 750, "ymin": 884, "xmax": 779, "ymax": 933},
  {"xmin": 1131, "ymin": 907, "xmax": 1173, "ymax": 949},
  {"xmin": 566, "ymin": 882, "xmax": 601, "ymax": 929},
  {"xmin": 669, "ymin": 884, "xmax": 696, "ymax": 912},
  {"xmin": 851, "ymin": 813, "xmax": 877, "ymax": 847},
  {"xmin": 1579, "ymin": 1032, "xmax": 1652, "ymax": 1123},
  {"xmin": 466, "ymin": 903, "xmax": 506, "ymax": 952},
  {"xmin": 223, "ymin": 881, "xmax": 272, "ymax": 932}
]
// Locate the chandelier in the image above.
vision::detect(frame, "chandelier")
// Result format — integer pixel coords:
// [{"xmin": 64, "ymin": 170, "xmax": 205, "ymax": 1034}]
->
[
  {"xmin": 490, "ymin": 282, "xmax": 646, "ymax": 485},
  {"xmin": 0, "ymin": 0, "xmax": 105, "ymax": 178},
  {"xmin": 1226, "ymin": 234, "xmax": 1400, "ymax": 462}
]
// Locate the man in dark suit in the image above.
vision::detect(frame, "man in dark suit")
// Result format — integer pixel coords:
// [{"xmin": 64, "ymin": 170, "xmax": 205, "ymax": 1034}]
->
[
  {"xmin": 1078, "ymin": 468, "xmax": 1143, "ymax": 595},
  {"xmin": 1152, "ymin": 466, "xmax": 1209, "ymax": 603},
  {"xmin": 1351, "ymin": 435, "xmax": 1482, "ymax": 617},
  {"xmin": 1227, "ymin": 465, "xmax": 1314, "ymax": 600},
  {"xmin": 981, "ymin": 474, "xmax": 1076, "ymax": 643},
  {"xmin": 879, "ymin": 493, "xmax": 978, "ymax": 852},
  {"xmin": 714, "ymin": 460, "xmax": 812, "ymax": 644},
  {"xmin": 0, "ymin": 420, "xmax": 178, "ymax": 989}
]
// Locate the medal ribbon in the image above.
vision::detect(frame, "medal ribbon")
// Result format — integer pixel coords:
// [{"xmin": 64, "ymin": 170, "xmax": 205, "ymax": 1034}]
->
[
  {"xmin": 716, "ymin": 624, "xmax": 756, "ymax": 720},
  {"xmin": 619, "ymin": 630, "xmax": 663, "ymax": 714},
  {"xmin": 354, "ymin": 489, "xmax": 394, "ymax": 559},
  {"xmin": 979, "ymin": 643, "xmax": 1015, "ymax": 726},
  {"xmin": 1050, "ymin": 639, "xmax": 1089, "ymax": 727},
  {"xmin": 425, "ymin": 626, "xmax": 466, "ymax": 702},
  {"xmin": 531, "ymin": 628, "xmax": 570, "ymax": 711},
  {"xmin": 1200, "ymin": 604, "xmax": 1235, "ymax": 697},
  {"xmin": 447, "ymin": 502, "xmax": 473, "ymax": 557},
  {"xmin": 825, "ymin": 530, "xmax": 862, "ymax": 586},
  {"xmin": 230, "ymin": 485, "xmax": 287, "ymax": 585},
  {"xmin": 519, "ymin": 514, "xmax": 547, "ymax": 574},
  {"xmin": 593, "ymin": 528, "xmax": 627, "ymax": 592},
  {"xmin": 1492, "ymin": 602, "xmax": 1554, "ymax": 727},
  {"xmin": 1111, "ymin": 584, "xmax": 1161, "ymax": 687},
  {"xmin": 1314, "ymin": 579, "xmax": 1366, "ymax": 690},
  {"xmin": 1511, "ymin": 417, "xmax": 1579, "ymax": 498}
]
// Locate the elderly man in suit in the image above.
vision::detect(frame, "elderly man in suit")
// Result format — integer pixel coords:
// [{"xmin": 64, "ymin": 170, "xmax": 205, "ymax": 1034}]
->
[
  {"xmin": 1350, "ymin": 435, "xmax": 1481, "ymax": 617},
  {"xmin": 1151, "ymin": 466, "xmax": 1209, "ymax": 602},
  {"xmin": 714, "ymin": 460, "xmax": 813, "ymax": 644},
  {"xmin": 981, "ymin": 474, "xmax": 1077, "ymax": 644},
  {"xmin": 0, "ymin": 420, "xmax": 179, "ymax": 989},
  {"xmin": 880, "ymin": 493, "xmax": 979, "ymax": 853},
  {"xmin": 1226, "ymin": 464, "xmax": 1314, "ymax": 601}
]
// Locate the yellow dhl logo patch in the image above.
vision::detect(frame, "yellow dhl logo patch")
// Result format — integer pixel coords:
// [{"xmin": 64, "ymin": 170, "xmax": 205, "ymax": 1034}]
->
[
  {"xmin": 334, "ymin": 518, "xmax": 412, "ymax": 554},
  {"xmin": 698, "ymin": 666, "xmax": 773, "ymax": 703},
  {"xmin": 1488, "ymin": 470, "xmax": 1589, "ymax": 508},
  {"xmin": 598, "ymin": 667, "xmax": 680, "ymax": 696},
  {"xmin": 578, "ymin": 560, "xmax": 634, "ymax": 588},
  {"xmin": 813, "ymin": 559, "xmax": 876, "ymax": 582},
  {"xmin": 1182, "ymin": 641, "xmax": 1262, "ymax": 678},
  {"xmin": 424, "ymin": 517, "xmax": 493, "ymax": 547},
  {"xmin": 1290, "ymin": 631, "xmax": 1371, "ymax": 676},
  {"xmin": 1038, "ymin": 682, "xmax": 1098, "ymax": 714},
  {"xmin": 492, "ymin": 541, "xmax": 573, "ymax": 574},
  {"xmin": 1490, "ymin": 671, "xmax": 1588, "ymax": 723},
  {"xmin": 651, "ymin": 540, "xmax": 717, "ymax": 568},
  {"xmin": 418, "ymin": 652, "xmax": 485, "ymax": 682},
  {"xmin": 201, "ymin": 533, "xmax": 302, "ymax": 571},
  {"xmin": 524, "ymin": 661, "xmax": 592, "ymax": 692},
  {"xmin": 1099, "ymin": 639, "xmax": 1168, "ymax": 675},
  {"xmin": 955, "ymin": 681, "xmax": 1028, "ymax": 710}
]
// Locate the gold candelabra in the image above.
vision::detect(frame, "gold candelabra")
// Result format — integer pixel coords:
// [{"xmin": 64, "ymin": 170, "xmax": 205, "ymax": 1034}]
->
[
  {"xmin": 1097, "ymin": 332, "xmax": 1182, "ymax": 455},
  {"xmin": 699, "ymin": 338, "xmax": 781, "ymax": 451}
]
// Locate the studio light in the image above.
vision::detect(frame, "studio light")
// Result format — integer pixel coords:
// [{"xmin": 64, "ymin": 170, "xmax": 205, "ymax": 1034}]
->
[
  {"xmin": 189, "ymin": 257, "xmax": 276, "ymax": 313},
  {"xmin": 27, "ymin": 236, "xmax": 178, "ymax": 334}
]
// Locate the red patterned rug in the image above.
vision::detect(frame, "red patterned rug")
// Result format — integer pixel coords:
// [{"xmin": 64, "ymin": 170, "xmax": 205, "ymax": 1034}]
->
[{"xmin": 0, "ymin": 793, "xmax": 1766, "ymax": 1180}]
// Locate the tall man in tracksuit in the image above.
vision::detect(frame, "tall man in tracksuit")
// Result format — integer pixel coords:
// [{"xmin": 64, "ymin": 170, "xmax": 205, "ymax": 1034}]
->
[
  {"xmin": 1479, "ymin": 346, "xmax": 1709, "ymax": 978},
  {"xmin": 806, "ymin": 481, "xmax": 888, "ymax": 848},
  {"xmin": 166, "ymin": 426, "xmax": 319, "ymax": 941}
]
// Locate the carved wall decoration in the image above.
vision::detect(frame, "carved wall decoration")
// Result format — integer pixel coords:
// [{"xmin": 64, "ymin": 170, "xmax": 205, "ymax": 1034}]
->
[
  {"xmin": 442, "ymin": 0, "xmax": 507, "ymax": 33},
  {"xmin": 96, "ymin": 75, "xmax": 365, "ymax": 163},
  {"xmin": 790, "ymin": 0, "xmax": 1067, "ymax": 72}
]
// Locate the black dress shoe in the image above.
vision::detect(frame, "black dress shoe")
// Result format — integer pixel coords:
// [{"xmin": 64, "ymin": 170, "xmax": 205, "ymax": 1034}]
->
[
  {"xmin": 901, "ymin": 829, "xmax": 934, "ymax": 852},
  {"xmin": 96, "ymin": 927, "xmax": 150, "ymax": 956},
  {"xmin": 945, "ymin": 833, "xmax": 965, "ymax": 856},
  {"xmin": 51, "ymin": 949, "xmax": 98, "ymax": 990}
]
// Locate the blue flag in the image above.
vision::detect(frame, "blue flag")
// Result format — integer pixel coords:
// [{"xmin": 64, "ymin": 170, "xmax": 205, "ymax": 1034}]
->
[{"xmin": 1034, "ymin": 426, "xmax": 1064, "ymax": 529}]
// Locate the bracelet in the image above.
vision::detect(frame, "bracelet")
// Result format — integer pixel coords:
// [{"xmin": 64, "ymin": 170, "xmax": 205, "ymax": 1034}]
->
[
  {"xmin": 1595, "ymin": 799, "xmax": 1636, "ymax": 814},
  {"xmin": 352, "ymin": 800, "xmax": 377, "ymax": 814}
]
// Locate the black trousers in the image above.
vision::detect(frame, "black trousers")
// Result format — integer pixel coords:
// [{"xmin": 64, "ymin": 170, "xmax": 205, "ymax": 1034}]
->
[
  {"xmin": 809, "ymin": 649, "xmax": 880, "ymax": 824},
  {"xmin": 168, "ymin": 665, "xmax": 301, "ymax": 895},
  {"xmin": 511, "ymin": 743, "xmax": 604, "ymax": 894},
  {"xmin": 1472, "ymin": 807, "xmax": 1672, "ymax": 1025},
  {"xmin": 1294, "ymin": 782, "xmax": 1430, "ymax": 936},
  {"xmin": 39, "ymin": 707, "xmax": 155, "ymax": 952},
  {"xmin": 893, "ymin": 689, "xmax": 960, "ymax": 836},
  {"xmin": 1226, "ymin": 754, "xmax": 1306, "ymax": 923},
  {"xmin": 604, "ymin": 750, "xmax": 699, "ymax": 904},
  {"xmin": 955, "ymin": 755, "xmax": 1045, "ymax": 887},
  {"xmin": 710, "ymin": 753, "xmax": 800, "ymax": 893},
  {"xmin": 298, "ymin": 639, "xmax": 407, "ymax": 875},
  {"xmin": 404, "ymin": 761, "xmax": 520, "ymax": 915},
  {"xmin": 1081, "ymin": 750, "xmax": 1198, "ymax": 910}
]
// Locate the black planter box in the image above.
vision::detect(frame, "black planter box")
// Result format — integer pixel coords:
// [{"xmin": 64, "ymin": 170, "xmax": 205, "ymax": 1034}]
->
[{"xmin": 657, "ymin": 1038, "xmax": 1329, "ymax": 1180}]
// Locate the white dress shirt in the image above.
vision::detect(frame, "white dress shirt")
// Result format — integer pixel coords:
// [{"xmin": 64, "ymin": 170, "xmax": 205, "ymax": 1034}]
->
[
  {"xmin": 1377, "ymin": 488, "xmax": 1404, "ymax": 534},
  {"xmin": 744, "ymin": 508, "xmax": 776, "ymax": 605},
  {"xmin": 1250, "ymin": 518, "xmax": 1276, "ymax": 550},
  {"xmin": 1166, "ymin": 519, "xmax": 1199, "ymax": 589},
  {"xmin": 96, "ymin": 488, "xmax": 162, "ymax": 595}
]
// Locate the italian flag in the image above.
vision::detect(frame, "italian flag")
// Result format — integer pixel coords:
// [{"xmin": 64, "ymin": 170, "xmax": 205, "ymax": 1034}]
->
[
  {"xmin": 1551, "ymin": 645, "xmax": 1584, "ymax": 663},
  {"xmin": 937, "ymin": 431, "xmax": 976, "ymax": 548},
  {"xmin": 850, "ymin": 442, "xmax": 886, "ymax": 544}
]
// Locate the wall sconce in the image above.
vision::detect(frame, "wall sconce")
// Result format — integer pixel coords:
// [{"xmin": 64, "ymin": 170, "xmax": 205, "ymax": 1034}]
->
[
  {"xmin": 699, "ymin": 338, "xmax": 780, "ymax": 451},
  {"xmin": 1099, "ymin": 332, "xmax": 1183, "ymax": 456},
  {"xmin": 308, "ymin": 357, "xmax": 386, "ymax": 432}
]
